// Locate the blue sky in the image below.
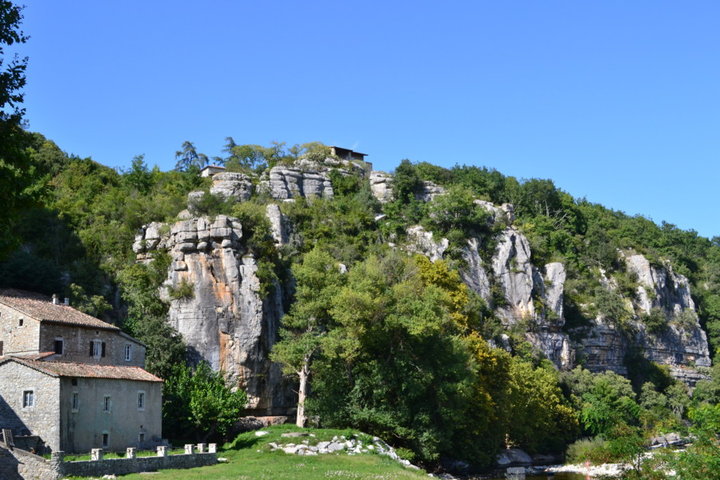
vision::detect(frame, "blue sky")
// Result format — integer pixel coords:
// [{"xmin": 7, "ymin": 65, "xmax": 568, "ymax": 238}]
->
[{"xmin": 18, "ymin": 1, "xmax": 720, "ymax": 238}]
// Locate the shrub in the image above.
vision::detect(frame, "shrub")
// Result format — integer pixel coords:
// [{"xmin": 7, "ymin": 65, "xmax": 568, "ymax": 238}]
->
[
  {"xmin": 566, "ymin": 437, "xmax": 613, "ymax": 464},
  {"xmin": 168, "ymin": 279, "xmax": 194, "ymax": 300}
]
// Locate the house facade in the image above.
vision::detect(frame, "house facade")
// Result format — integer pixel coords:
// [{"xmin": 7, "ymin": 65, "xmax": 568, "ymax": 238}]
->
[{"xmin": 0, "ymin": 289, "xmax": 163, "ymax": 453}]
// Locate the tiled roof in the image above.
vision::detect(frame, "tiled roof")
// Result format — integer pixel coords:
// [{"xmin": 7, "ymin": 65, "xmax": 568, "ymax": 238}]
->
[
  {"xmin": 0, "ymin": 289, "xmax": 119, "ymax": 331},
  {"xmin": 0, "ymin": 357, "xmax": 163, "ymax": 382}
]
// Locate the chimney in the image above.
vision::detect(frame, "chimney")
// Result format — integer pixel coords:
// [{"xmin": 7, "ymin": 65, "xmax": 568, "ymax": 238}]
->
[
  {"xmin": 64, "ymin": 297, "xmax": 70, "ymax": 306},
  {"xmin": 52, "ymin": 294, "xmax": 59, "ymax": 305}
]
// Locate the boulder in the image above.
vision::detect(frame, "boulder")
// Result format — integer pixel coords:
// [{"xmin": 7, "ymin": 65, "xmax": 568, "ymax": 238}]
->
[{"xmin": 496, "ymin": 448, "xmax": 532, "ymax": 467}]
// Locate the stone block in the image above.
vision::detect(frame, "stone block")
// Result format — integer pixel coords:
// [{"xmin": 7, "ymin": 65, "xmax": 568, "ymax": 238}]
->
[
  {"xmin": 184, "ymin": 444, "xmax": 194, "ymax": 454},
  {"xmin": 91, "ymin": 448, "xmax": 103, "ymax": 461},
  {"xmin": 157, "ymin": 445, "xmax": 167, "ymax": 457},
  {"xmin": 126, "ymin": 447, "xmax": 136, "ymax": 458}
]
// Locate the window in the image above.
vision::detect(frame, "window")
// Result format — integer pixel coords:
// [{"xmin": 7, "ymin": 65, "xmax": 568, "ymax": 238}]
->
[
  {"xmin": 0, "ymin": 340, "xmax": 3, "ymax": 356},
  {"xmin": 138, "ymin": 432, "xmax": 145, "ymax": 443},
  {"xmin": 137, "ymin": 391, "xmax": 145, "ymax": 411},
  {"xmin": 22, "ymin": 390, "xmax": 34, "ymax": 408},
  {"xmin": 103, "ymin": 395, "xmax": 111, "ymax": 413},
  {"xmin": 54, "ymin": 338, "xmax": 64, "ymax": 355},
  {"xmin": 124, "ymin": 344, "xmax": 132, "ymax": 362},
  {"xmin": 102, "ymin": 433, "xmax": 109, "ymax": 448},
  {"xmin": 71, "ymin": 392, "xmax": 79, "ymax": 412},
  {"xmin": 89, "ymin": 340, "xmax": 106, "ymax": 358},
  {"xmin": 71, "ymin": 378, "xmax": 78, "ymax": 386},
  {"xmin": 18, "ymin": 318, "xmax": 23, "ymax": 326}
]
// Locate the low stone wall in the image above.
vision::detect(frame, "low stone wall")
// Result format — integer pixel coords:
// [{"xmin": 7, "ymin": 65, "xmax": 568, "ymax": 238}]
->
[
  {"xmin": 0, "ymin": 443, "xmax": 62, "ymax": 480},
  {"xmin": 60, "ymin": 445, "xmax": 218, "ymax": 477},
  {"xmin": 0, "ymin": 442, "xmax": 217, "ymax": 480}
]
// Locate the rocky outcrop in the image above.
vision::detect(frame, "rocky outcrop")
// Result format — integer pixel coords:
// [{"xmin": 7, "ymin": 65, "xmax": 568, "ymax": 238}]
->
[
  {"xmin": 404, "ymin": 225, "xmax": 448, "ymax": 262},
  {"xmin": 474, "ymin": 200, "xmax": 515, "ymax": 225},
  {"xmin": 265, "ymin": 204, "xmax": 289, "ymax": 247},
  {"xmin": 415, "ymin": 181, "xmax": 445, "ymax": 202},
  {"xmin": 133, "ymin": 215, "xmax": 292, "ymax": 415},
  {"xmin": 625, "ymin": 254, "xmax": 695, "ymax": 316},
  {"xmin": 369, "ymin": 171, "xmax": 393, "ymax": 203},
  {"xmin": 461, "ymin": 237, "xmax": 491, "ymax": 304},
  {"xmin": 210, "ymin": 172, "xmax": 254, "ymax": 202},
  {"xmin": 581, "ymin": 253, "xmax": 711, "ymax": 375},
  {"xmin": 491, "ymin": 228, "xmax": 537, "ymax": 324},
  {"xmin": 262, "ymin": 165, "xmax": 334, "ymax": 200}
]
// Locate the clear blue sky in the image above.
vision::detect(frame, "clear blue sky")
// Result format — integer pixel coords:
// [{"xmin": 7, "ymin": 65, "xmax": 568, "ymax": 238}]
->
[{"xmin": 18, "ymin": 1, "xmax": 720, "ymax": 239}]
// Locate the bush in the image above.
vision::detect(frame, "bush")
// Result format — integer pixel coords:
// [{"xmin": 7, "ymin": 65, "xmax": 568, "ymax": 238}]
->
[
  {"xmin": 168, "ymin": 279, "xmax": 194, "ymax": 300},
  {"xmin": 566, "ymin": 437, "xmax": 613, "ymax": 464},
  {"xmin": 642, "ymin": 308, "xmax": 669, "ymax": 335}
]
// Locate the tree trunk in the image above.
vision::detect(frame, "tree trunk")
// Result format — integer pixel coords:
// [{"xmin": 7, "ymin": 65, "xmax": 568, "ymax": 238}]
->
[{"xmin": 296, "ymin": 355, "xmax": 311, "ymax": 427}]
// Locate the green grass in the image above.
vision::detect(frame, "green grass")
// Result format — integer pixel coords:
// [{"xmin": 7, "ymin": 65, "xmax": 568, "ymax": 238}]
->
[{"xmin": 63, "ymin": 425, "xmax": 429, "ymax": 479}]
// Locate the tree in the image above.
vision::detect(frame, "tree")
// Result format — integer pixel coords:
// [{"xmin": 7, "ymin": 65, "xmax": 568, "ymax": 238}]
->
[
  {"xmin": 163, "ymin": 362, "xmax": 247, "ymax": 442},
  {"xmin": 270, "ymin": 247, "xmax": 344, "ymax": 426},
  {"xmin": 0, "ymin": 1, "xmax": 33, "ymax": 258},
  {"xmin": 174, "ymin": 140, "xmax": 208, "ymax": 172}
]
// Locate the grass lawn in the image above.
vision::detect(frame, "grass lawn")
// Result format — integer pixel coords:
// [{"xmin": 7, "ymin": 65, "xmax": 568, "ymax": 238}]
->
[{"xmin": 63, "ymin": 425, "xmax": 430, "ymax": 480}]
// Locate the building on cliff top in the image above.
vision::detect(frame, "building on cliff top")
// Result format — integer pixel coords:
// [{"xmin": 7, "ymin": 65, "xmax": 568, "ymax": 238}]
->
[
  {"xmin": 200, "ymin": 165, "xmax": 226, "ymax": 177},
  {"xmin": 329, "ymin": 146, "xmax": 367, "ymax": 162},
  {"xmin": 0, "ymin": 289, "xmax": 163, "ymax": 454}
]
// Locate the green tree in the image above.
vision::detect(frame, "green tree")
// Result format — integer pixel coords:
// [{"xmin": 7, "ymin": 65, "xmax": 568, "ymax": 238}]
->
[
  {"xmin": 271, "ymin": 248, "xmax": 344, "ymax": 427},
  {"xmin": 0, "ymin": 1, "xmax": 34, "ymax": 257},
  {"xmin": 174, "ymin": 140, "xmax": 208, "ymax": 172},
  {"xmin": 163, "ymin": 362, "xmax": 247, "ymax": 443}
]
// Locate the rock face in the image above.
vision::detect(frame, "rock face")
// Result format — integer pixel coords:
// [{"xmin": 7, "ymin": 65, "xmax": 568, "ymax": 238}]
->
[
  {"xmin": 263, "ymin": 165, "xmax": 334, "ymax": 200},
  {"xmin": 265, "ymin": 204, "xmax": 289, "ymax": 247},
  {"xmin": 133, "ymin": 215, "xmax": 292, "ymax": 415},
  {"xmin": 404, "ymin": 225, "xmax": 448, "ymax": 262},
  {"xmin": 473, "ymin": 200, "xmax": 515, "ymax": 224},
  {"xmin": 210, "ymin": 172, "xmax": 254, "ymax": 202},
  {"xmin": 491, "ymin": 228, "xmax": 542, "ymax": 324},
  {"xmin": 580, "ymin": 253, "xmax": 711, "ymax": 375},
  {"xmin": 369, "ymin": 171, "xmax": 393, "ymax": 203},
  {"xmin": 461, "ymin": 237, "xmax": 492, "ymax": 304},
  {"xmin": 625, "ymin": 254, "xmax": 695, "ymax": 316},
  {"xmin": 415, "ymin": 181, "xmax": 445, "ymax": 202}
]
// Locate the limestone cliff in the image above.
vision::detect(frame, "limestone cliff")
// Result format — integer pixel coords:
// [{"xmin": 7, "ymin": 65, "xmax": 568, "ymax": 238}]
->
[
  {"xmin": 580, "ymin": 253, "xmax": 710, "ymax": 379},
  {"xmin": 133, "ymin": 215, "xmax": 292, "ymax": 415},
  {"xmin": 399, "ymin": 184, "xmax": 708, "ymax": 378}
]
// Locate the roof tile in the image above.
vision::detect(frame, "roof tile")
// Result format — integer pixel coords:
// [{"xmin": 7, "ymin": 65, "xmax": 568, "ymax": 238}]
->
[
  {"xmin": 0, "ymin": 289, "xmax": 119, "ymax": 331},
  {"xmin": 1, "ymin": 357, "xmax": 163, "ymax": 382}
]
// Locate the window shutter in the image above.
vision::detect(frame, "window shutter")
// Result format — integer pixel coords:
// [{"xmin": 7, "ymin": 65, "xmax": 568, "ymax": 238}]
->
[{"xmin": 101, "ymin": 342, "xmax": 106, "ymax": 357}]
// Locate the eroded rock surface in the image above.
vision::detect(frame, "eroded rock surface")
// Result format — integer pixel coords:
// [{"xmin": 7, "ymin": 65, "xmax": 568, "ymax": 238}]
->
[
  {"xmin": 369, "ymin": 171, "xmax": 393, "ymax": 203},
  {"xmin": 133, "ymin": 215, "xmax": 292, "ymax": 414},
  {"xmin": 581, "ymin": 253, "xmax": 710, "ymax": 375},
  {"xmin": 405, "ymin": 225, "xmax": 448, "ymax": 262},
  {"xmin": 262, "ymin": 165, "xmax": 334, "ymax": 200},
  {"xmin": 210, "ymin": 172, "xmax": 254, "ymax": 202}
]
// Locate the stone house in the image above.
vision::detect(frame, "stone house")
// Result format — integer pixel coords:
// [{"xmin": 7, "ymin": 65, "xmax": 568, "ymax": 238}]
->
[
  {"xmin": 0, "ymin": 289, "xmax": 163, "ymax": 453},
  {"xmin": 329, "ymin": 146, "xmax": 367, "ymax": 162}
]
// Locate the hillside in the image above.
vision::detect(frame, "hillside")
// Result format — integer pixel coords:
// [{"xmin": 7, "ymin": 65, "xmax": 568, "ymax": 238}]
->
[{"xmin": 3, "ymin": 137, "xmax": 720, "ymax": 469}]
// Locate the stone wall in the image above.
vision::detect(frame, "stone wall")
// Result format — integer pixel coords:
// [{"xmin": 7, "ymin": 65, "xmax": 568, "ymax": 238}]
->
[
  {"xmin": 37, "ymin": 324, "xmax": 145, "ymax": 368},
  {"xmin": 0, "ymin": 443, "xmax": 216, "ymax": 480},
  {"xmin": 58, "ymin": 377, "xmax": 162, "ymax": 453},
  {"xmin": 0, "ymin": 362, "xmax": 60, "ymax": 451},
  {"xmin": 0, "ymin": 443, "xmax": 62, "ymax": 480},
  {"xmin": 61, "ymin": 449, "xmax": 217, "ymax": 477},
  {"xmin": 0, "ymin": 303, "xmax": 41, "ymax": 356}
]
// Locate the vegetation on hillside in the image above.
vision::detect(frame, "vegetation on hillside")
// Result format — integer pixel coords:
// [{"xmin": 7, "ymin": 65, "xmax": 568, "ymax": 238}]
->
[{"xmin": 3, "ymin": 2, "xmax": 720, "ymax": 472}]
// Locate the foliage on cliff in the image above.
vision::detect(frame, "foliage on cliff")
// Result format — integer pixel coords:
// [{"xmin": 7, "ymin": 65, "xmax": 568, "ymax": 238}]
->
[{"xmin": 2, "ymin": 134, "xmax": 720, "ymax": 466}]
